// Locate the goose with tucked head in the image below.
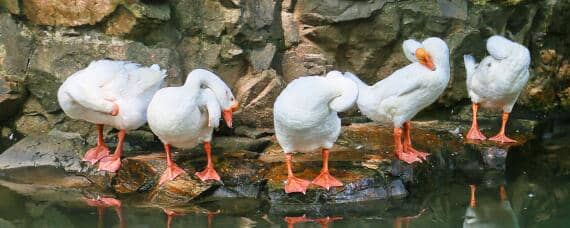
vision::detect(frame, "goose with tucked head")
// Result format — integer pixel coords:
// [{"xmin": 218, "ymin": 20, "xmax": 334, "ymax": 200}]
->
[
  {"xmin": 464, "ymin": 35, "xmax": 530, "ymax": 143},
  {"xmin": 58, "ymin": 59, "xmax": 166, "ymax": 172},
  {"xmin": 344, "ymin": 37, "xmax": 450, "ymax": 164},
  {"xmin": 274, "ymin": 71, "xmax": 358, "ymax": 194},
  {"xmin": 147, "ymin": 69, "xmax": 238, "ymax": 185}
]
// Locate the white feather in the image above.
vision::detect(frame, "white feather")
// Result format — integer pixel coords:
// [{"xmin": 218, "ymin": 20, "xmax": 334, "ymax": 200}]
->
[
  {"xmin": 273, "ymin": 72, "xmax": 358, "ymax": 153},
  {"xmin": 465, "ymin": 35, "xmax": 531, "ymax": 112},
  {"xmin": 57, "ymin": 59, "xmax": 166, "ymax": 130},
  {"xmin": 345, "ymin": 37, "xmax": 450, "ymax": 128},
  {"xmin": 147, "ymin": 69, "xmax": 234, "ymax": 149}
]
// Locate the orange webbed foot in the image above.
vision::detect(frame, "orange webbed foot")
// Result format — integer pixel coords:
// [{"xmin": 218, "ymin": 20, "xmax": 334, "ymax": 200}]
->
[
  {"xmin": 98, "ymin": 155, "xmax": 122, "ymax": 172},
  {"xmin": 312, "ymin": 172, "xmax": 343, "ymax": 190},
  {"xmin": 83, "ymin": 145, "xmax": 110, "ymax": 165},
  {"xmin": 488, "ymin": 133, "xmax": 517, "ymax": 144},
  {"xmin": 159, "ymin": 164, "xmax": 186, "ymax": 186},
  {"xmin": 195, "ymin": 166, "xmax": 221, "ymax": 182},
  {"xmin": 404, "ymin": 146, "xmax": 430, "ymax": 161},
  {"xmin": 397, "ymin": 151, "xmax": 422, "ymax": 164},
  {"xmin": 284, "ymin": 176, "xmax": 311, "ymax": 194},
  {"xmin": 466, "ymin": 127, "xmax": 487, "ymax": 141}
]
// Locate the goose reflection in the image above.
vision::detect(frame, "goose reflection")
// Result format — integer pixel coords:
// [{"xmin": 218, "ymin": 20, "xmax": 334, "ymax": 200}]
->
[
  {"xmin": 84, "ymin": 197, "xmax": 124, "ymax": 228},
  {"xmin": 464, "ymin": 185, "xmax": 519, "ymax": 228}
]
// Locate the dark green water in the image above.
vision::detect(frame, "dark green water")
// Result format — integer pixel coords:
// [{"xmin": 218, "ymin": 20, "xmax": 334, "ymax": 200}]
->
[{"xmin": 0, "ymin": 119, "xmax": 569, "ymax": 228}]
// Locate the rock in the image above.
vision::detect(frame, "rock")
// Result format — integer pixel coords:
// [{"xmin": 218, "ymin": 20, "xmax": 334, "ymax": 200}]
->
[
  {"xmin": 0, "ymin": 130, "xmax": 86, "ymax": 173},
  {"xmin": 233, "ymin": 69, "xmax": 284, "ymax": 128},
  {"xmin": 22, "ymin": 0, "xmax": 121, "ymax": 27},
  {"xmin": 0, "ymin": 13, "xmax": 32, "ymax": 120},
  {"xmin": 0, "ymin": 0, "xmax": 19, "ymax": 15},
  {"xmin": 281, "ymin": 11, "xmax": 299, "ymax": 48},
  {"xmin": 103, "ymin": 7, "xmax": 138, "ymax": 37},
  {"xmin": 0, "ymin": 77, "xmax": 25, "ymax": 121},
  {"xmin": 248, "ymin": 43, "xmax": 276, "ymax": 72},
  {"xmin": 298, "ymin": 0, "xmax": 390, "ymax": 24},
  {"xmin": 172, "ymin": 0, "xmax": 239, "ymax": 37},
  {"xmin": 234, "ymin": 126, "xmax": 274, "ymax": 139},
  {"xmin": 238, "ymin": 0, "xmax": 275, "ymax": 43}
]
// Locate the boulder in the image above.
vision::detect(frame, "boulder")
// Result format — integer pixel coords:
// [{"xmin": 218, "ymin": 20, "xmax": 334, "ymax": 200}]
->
[
  {"xmin": 233, "ymin": 69, "xmax": 284, "ymax": 128},
  {"xmin": 22, "ymin": 0, "xmax": 121, "ymax": 27},
  {"xmin": 0, "ymin": 130, "xmax": 87, "ymax": 173}
]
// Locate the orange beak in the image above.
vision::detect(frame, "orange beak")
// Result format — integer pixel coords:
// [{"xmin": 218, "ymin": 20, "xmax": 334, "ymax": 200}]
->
[
  {"xmin": 415, "ymin": 48, "xmax": 436, "ymax": 71},
  {"xmin": 222, "ymin": 101, "xmax": 239, "ymax": 128},
  {"xmin": 223, "ymin": 109, "xmax": 233, "ymax": 128}
]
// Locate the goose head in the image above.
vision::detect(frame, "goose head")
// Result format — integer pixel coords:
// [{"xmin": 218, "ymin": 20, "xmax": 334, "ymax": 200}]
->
[
  {"xmin": 186, "ymin": 69, "xmax": 239, "ymax": 128},
  {"xmin": 402, "ymin": 39, "xmax": 423, "ymax": 63},
  {"xmin": 421, "ymin": 37, "xmax": 450, "ymax": 70},
  {"xmin": 403, "ymin": 39, "xmax": 436, "ymax": 71}
]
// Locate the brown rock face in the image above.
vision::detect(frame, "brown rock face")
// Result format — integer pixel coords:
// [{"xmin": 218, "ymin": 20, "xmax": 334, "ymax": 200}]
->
[{"xmin": 22, "ymin": 0, "xmax": 120, "ymax": 27}]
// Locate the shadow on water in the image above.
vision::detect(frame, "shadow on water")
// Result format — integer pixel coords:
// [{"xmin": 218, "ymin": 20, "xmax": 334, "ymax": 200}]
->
[{"xmin": 0, "ymin": 116, "xmax": 570, "ymax": 227}]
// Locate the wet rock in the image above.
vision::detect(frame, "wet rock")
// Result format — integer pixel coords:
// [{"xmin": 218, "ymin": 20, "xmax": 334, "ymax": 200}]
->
[
  {"xmin": 22, "ymin": 0, "xmax": 121, "ymax": 27},
  {"xmin": 0, "ymin": 130, "xmax": 86, "ymax": 173}
]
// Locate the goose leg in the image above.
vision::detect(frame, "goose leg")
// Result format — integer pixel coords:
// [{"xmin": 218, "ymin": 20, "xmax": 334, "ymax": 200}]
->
[
  {"xmin": 195, "ymin": 142, "xmax": 221, "ymax": 181},
  {"xmin": 83, "ymin": 124, "xmax": 110, "ymax": 165},
  {"xmin": 98, "ymin": 129, "xmax": 125, "ymax": 172},
  {"xmin": 284, "ymin": 216, "xmax": 313, "ymax": 228},
  {"xmin": 395, "ymin": 127, "xmax": 421, "ymax": 164},
  {"xmin": 403, "ymin": 122, "xmax": 430, "ymax": 161},
  {"xmin": 470, "ymin": 185, "xmax": 477, "ymax": 208},
  {"xmin": 466, "ymin": 103, "xmax": 487, "ymax": 140},
  {"xmin": 312, "ymin": 149, "xmax": 343, "ymax": 190},
  {"xmin": 489, "ymin": 112, "xmax": 517, "ymax": 143},
  {"xmin": 284, "ymin": 153, "xmax": 311, "ymax": 194},
  {"xmin": 159, "ymin": 143, "xmax": 186, "ymax": 185}
]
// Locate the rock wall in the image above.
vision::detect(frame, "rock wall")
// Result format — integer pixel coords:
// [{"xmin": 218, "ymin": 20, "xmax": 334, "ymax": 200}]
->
[{"xmin": 0, "ymin": 0, "xmax": 568, "ymax": 150}]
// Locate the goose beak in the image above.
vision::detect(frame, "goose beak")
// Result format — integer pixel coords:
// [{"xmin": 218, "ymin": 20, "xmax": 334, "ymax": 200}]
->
[
  {"xmin": 223, "ymin": 109, "xmax": 233, "ymax": 128},
  {"xmin": 415, "ymin": 48, "xmax": 436, "ymax": 71}
]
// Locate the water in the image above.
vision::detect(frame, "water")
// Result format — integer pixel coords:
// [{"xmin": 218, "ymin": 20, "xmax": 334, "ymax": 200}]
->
[{"xmin": 0, "ymin": 120, "xmax": 569, "ymax": 227}]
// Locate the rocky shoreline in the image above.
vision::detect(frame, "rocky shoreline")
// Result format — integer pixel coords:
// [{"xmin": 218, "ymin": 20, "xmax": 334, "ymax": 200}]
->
[{"xmin": 0, "ymin": 118, "xmax": 539, "ymax": 213}]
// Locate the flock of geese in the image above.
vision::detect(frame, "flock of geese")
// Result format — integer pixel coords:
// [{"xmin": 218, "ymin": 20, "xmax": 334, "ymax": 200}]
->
[{"xmin": 57, "ymin": 35, "xmax": 531, "ymax": 194}]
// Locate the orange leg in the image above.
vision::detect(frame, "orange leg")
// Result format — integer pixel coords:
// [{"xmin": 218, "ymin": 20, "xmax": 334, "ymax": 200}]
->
[
  {"xmin": 284, "ymin": 216, "xmax": 313, "ymax": 228},
  {"xmin": 159, "ymin": 144, "xmax": 186, "ymax": 185},
  {"xmin": 470, "ymin": 185, "xmax": 477, "ymax": 208},
  {"xmin": 499, "ymin": 185, "xmax": 508, "ymax": 202},
  {"xmin": 312, "ymin": 149, "xmax": 343, "ymax": 190},
  {"xmin": 98, "ymin": 129, "xmax": 125, "ymax": 172},
  {"xmin": 403, "ymin": 122, "xmax": 430, "ymax": 161},
  {"xmin": 489, "ymin": 112, "xmax": 517, "ymax": 143},
  {"xmin": 394, "ymin": 209, "xmax": 425, "ymax": 228},
  {"xmin": 284, "ymin": 153, "xmax": 311, "ymax": 194},
  {"xmin": 466, "ymin": 103, "xmax": 487, "ymax": 140},
  {"xmin": 314, "ymin": 216, "xmax": 343, "ymax": 228},
  {"xmin": 83, "ymin": 124, "xmax": 110, "ymax": 165},
  {"xmin": 395, "ymin": 127, "xmax": 421, "ymax": 164},
  {"xmin": 195, "ymin": 142, "xmax": 221, "ymax": 181}
]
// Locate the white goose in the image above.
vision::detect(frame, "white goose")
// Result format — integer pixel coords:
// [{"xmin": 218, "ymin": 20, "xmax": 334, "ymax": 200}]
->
[
  {"xmin": 344, "ymin": 37, "xmax": 450, "ymax": 164},
  {"xmin": 58, "ymin": 59, "xmax": 166, "ymax": 172},
  {"xmin": 274, "ymin": 71, "xmax": 358, "ymax": 194},
  {"xmin": 147, "ymin": 69, "xmax": 239, "ymax": 185},
  {"xmin": 464, "ymin": 35, "xmax": 530, "ymax": 143}
]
